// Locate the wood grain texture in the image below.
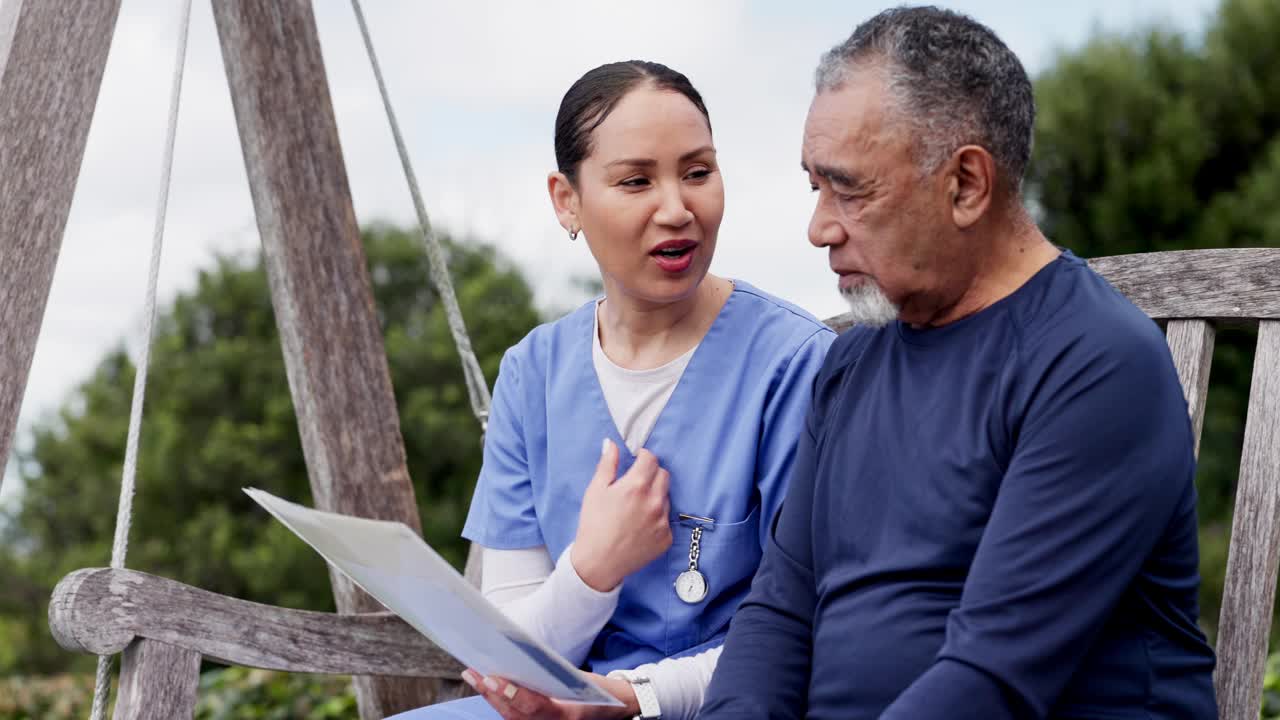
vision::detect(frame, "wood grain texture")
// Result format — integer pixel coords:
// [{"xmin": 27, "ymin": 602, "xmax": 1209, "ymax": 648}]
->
[
  {"xmin": 464, "ymin": 544, "xmax": 483, "ymax": 588},
  {"xmin": 211, "ymin": 1, "xmax": 443, "ymax": 712},
  {"xmin": 209, "ymin": 0, "xmax": 421, "ymax": 531},
  {"xmin": 823, "ymin": 313, "xmax": 855, "ymax": 335},
  {"xmin": 1088, "ymin": 249, "xmax": 1280, "ymax": 322},
  {"xmin": 1164, "ymin": 320, "xmax": 1216, "ymax": 456},
  {"xmin": 0, "ymin": 0, "xmax": 120, "ymax": 485},
  {"xmin": 1215, "ymin": 320, "xmax": 1280, "ymax": 720},
  {"xmin": 114, "ymin": 639, "xmax": 200, "ymax": 720},
  {"xmin": 50, "ymin": 567, "xmax": 463, "ymax": 677}
]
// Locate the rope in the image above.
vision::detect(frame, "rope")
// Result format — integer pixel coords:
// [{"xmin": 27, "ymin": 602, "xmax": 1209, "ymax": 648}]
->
[
  {"xmin": 89, "ymin": 0, "xmax": 192, "ymax": 715},
  {"xmin": 350, "ymin": 0, "xmax": 493, "ymax": 433}
]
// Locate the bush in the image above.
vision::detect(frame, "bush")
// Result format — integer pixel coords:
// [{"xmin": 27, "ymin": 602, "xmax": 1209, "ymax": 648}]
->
[
  {"xmin": 195, "ymin": 667, "xmax": 356, "ymax": 719},
  {"xmin": 0, "ymin": 668, "xmax": 355, "ymax": 719},
  {"xmin": 0, "ymin": 674, "xmax": 98, "ymax": 719},
  {"xmin": 1263, "ymin": 652, "xmax": 1280, "ymax": 719}
]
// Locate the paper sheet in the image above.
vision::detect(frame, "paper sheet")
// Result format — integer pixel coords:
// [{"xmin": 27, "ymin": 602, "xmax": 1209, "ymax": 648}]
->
[{"xmin": 244, "ymin": 488, "xmax": 622, "ymax": 706}]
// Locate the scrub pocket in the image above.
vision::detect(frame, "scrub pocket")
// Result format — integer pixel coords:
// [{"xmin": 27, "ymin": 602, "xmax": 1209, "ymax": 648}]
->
[{"xmin": 663, "ymin": 504, "xmax": 763, "ymax": 654}]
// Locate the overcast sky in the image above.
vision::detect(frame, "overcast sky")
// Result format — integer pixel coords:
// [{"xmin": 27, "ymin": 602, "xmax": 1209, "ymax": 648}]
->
[{"xmin": 3, "ymin": 0, "xmax": 1218, "ymax": 499}]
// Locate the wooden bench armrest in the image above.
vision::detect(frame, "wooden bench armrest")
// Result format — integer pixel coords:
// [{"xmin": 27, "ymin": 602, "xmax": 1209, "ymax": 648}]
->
[{"xmin": 50, "ymin": 568, "xmax": 463, "ymax": 678}]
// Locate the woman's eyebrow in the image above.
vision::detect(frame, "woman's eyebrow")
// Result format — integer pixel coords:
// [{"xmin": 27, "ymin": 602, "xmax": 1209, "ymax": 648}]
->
[
  {"xmin": 605, "ymin": 158, "xmax": 656, "ymax": 169},
  {"xmin": 679, "ymin": 145, "xmax": 716, "ymax": 162},
  {"xmin": 605, "ymin": 146, "xmax": 716, "ymax": 169}
]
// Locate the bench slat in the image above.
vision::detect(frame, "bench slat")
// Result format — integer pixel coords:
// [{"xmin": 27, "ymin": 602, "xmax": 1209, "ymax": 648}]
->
[
  {"xmin": 464, "ymin": 543, "xmax": 483, "ymax": 587},
  {"xmin": 115, "ymin": 638, "xmax": 200, "ymax": 720},
  {"xmin": 1215, "ymin": 320, "xmax": 1280, "ymax": 720},
  {"xmin": 1089, "ymin": 249, "xmax": 1280, "ymax": 322},
  {"xmin": 1165, "ymin": 320, "xmax": 1216, "ymax": 456}
]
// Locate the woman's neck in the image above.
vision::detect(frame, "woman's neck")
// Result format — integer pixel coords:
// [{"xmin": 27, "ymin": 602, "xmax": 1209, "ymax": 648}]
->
[{"xmin": 598, "ymin": 275, "xmax": 733, "ymax": 370}]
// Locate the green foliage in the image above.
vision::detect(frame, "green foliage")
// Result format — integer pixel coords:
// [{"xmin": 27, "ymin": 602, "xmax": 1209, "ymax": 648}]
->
[
  {"xmin": 194, "ymin": 667, "xmax": 355, "ymax": 719},
  {"xmin": 0, "ymin": 668, "xmax": 355, "ymax": 719},
  {"xmin": 0, "ymin": 225, "xmax": 541, "ymax": 677},
  {"xmin": 1031, "ymin": 0, "xmax": 1280, "ymax": 257},
  {"xmin": 0, "ymin": 674, "xmax": 101, "ymax": 719},
  {"xmin": 1265, "ymin": 654, "xmax": 1280, "ymax": 720},
  {"xmin": 1028, "ymin": 0, "xmax": 1280, "ymax": 641}
]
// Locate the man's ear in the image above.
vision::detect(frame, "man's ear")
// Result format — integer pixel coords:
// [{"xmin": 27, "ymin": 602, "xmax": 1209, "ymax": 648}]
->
[
  {"xmin": 547, "ymin": 171, "xmax": 581, "ymax": 234},
  {"xmin": 946, "ymin": 145, "xmax": 995, "ymax": 229}
]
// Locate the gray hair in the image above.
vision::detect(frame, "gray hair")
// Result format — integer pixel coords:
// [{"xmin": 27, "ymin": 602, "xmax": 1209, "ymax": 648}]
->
[{"xmin": 815, "ymin": 6, "xmax": 1035, "ymax": 194}]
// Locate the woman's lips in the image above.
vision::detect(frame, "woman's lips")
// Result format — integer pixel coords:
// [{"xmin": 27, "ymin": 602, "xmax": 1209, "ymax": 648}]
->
[{"xmin": 650, "ymin": 240, "xmax": 698, "ymax": 274}]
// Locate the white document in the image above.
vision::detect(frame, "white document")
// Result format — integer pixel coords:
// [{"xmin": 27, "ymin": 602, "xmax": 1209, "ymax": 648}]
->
[{"xmin": 244, "ymin": 488, "xmax": 622, "ymax": 707}]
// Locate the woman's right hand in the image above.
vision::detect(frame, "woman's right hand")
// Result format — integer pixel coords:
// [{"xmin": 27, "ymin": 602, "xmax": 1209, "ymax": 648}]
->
[{"xmin": 571, "ymin": 439, "xmax": 672, "ymax": 592}]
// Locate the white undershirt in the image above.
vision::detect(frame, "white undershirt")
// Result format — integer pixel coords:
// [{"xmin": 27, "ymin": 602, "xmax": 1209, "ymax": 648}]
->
[
  {"xmin": 479, "ymin": 300, "xmax": 718, "ymax": 720},
  {"xmin": 591, "ymin": 299, "xmax": 697, "ymax": 453}
]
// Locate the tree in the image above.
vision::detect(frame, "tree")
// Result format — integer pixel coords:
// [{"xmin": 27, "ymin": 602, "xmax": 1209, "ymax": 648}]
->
[
  {"xmin": 0, "ymin": 225, "xmax": 542, "ymax": 675},
  {"xmin": 1028, "ymin": 0, "xmax": 1280, "ymax": 640}
]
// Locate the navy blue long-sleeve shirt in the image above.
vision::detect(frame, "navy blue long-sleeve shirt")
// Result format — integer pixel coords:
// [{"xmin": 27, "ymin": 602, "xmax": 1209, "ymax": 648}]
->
[{"xmin": 700, "ymin": 252, "xmax": 1216, "ymax": 719}]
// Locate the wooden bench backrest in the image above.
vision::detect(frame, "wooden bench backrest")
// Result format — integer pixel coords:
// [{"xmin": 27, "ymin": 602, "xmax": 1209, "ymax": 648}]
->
[{"xmin": 1094, "ymin": 249, "xmax": 1279, "ymax": 720}]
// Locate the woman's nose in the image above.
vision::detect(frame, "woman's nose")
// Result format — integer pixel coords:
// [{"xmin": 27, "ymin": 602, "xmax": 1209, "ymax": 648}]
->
[{"xmin": 654, "ymin": 184, "xmax": 694, "ymax": 228}]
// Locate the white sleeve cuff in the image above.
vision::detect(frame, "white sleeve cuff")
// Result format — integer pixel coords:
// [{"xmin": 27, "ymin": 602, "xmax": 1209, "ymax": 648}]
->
[{"xmin": 616, "ymin": 644, "xmax": 723, "ymax": 720}]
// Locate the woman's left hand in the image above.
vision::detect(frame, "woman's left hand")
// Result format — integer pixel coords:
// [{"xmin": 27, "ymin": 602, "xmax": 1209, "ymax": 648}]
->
[{"xmin": 461, "ymin": 668, "xmax": 638, "ymax": 720}]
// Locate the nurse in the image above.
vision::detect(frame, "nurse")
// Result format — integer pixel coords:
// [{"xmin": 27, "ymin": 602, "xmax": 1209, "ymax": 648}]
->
[{"xmin": 391, "ymin": 61, "xmax": 834, "ymax": 720}]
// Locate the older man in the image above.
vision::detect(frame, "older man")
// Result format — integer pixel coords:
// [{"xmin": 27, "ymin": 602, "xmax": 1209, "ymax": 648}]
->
[{"xmin": 699, "ymin": 7, "xmax": 1216, "ymax": 720}]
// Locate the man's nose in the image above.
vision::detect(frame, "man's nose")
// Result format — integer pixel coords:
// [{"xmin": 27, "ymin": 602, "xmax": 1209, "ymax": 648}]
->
[{"xmin": 808, "ymin": 202, "xmax": 844, "ymax": 248}]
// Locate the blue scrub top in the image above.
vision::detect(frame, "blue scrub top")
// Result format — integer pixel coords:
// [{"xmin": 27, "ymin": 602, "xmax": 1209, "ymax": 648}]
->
[{"xmin": 462, "ymin": 281, "xmax": 834, "ymax": 673}]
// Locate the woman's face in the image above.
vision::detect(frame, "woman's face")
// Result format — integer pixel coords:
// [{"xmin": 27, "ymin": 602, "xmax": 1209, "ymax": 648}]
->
[{"xmin": 552, "ymin": 85, "xmax": 724, "ymax": 306}]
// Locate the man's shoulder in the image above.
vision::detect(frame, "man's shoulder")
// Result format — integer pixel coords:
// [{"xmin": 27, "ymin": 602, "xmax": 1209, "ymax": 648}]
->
[
  {"xmin": 1005, "ymin": 254, "xmax": 1190, "ymax": 435},
  {"xmin": 1013, "ymin": 252, "xmax": 1170, "ymax": 370}
]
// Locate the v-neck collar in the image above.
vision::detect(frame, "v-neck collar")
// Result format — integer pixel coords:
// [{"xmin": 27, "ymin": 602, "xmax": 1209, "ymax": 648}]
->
[{"xmin": 580, "ymin": 282, "xmax": 742, "ymax": 464}]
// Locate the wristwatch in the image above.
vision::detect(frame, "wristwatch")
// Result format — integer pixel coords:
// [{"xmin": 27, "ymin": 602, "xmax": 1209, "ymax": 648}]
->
[{"xmin": 608, "ymin": 670, "xmax": 662, "ymax": 719}]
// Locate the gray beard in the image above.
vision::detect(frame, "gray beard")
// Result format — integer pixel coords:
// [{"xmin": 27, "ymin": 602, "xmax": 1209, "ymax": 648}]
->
[{"xmin": 840, "ymin": 281, "xmax": 900, "ymax": 328}]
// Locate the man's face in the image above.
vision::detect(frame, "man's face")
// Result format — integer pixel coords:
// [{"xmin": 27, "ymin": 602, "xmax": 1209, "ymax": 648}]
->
[{"xmin": 802, "ymin": 69, "xmax": 973, "ymax": 327}]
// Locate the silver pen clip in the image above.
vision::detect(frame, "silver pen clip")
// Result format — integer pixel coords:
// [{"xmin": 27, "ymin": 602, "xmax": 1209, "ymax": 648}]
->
[{"xmin": 677, "ymin": 512, "xmax": 716, "ymax": 530}]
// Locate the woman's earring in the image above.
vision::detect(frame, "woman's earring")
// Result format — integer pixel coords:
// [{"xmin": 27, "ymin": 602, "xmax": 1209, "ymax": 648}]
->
[{"xmin": 569, "ymin": 227, "xmax": 579, "ymax": 242}]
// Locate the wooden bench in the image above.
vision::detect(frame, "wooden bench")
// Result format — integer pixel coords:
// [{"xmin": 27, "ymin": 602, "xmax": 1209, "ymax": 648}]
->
[{"xmin": 49, "ymin": 248, "xmax": 1280, "ymax": 719}]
